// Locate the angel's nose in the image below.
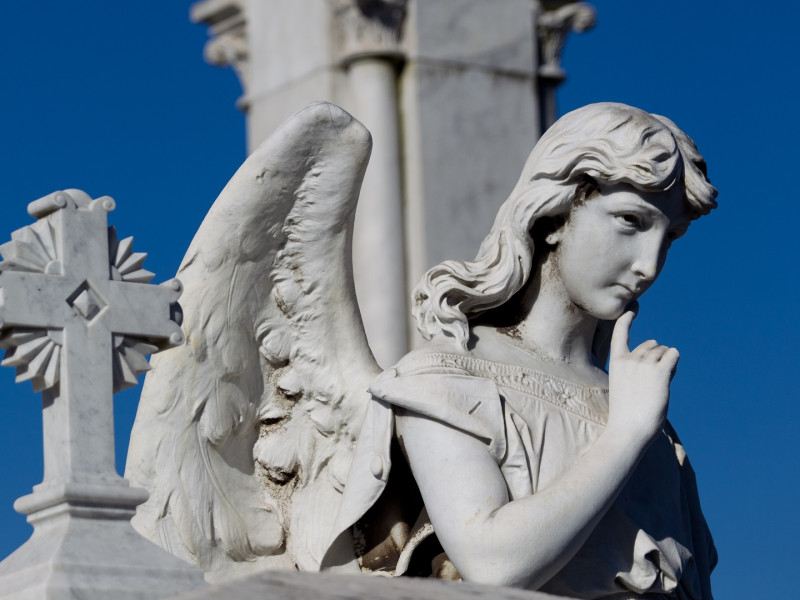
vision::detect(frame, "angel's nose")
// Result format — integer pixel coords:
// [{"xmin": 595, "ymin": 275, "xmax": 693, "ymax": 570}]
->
[{"xmin": 630, "ymin": 235, "xmax": 665, "ymax": 282}]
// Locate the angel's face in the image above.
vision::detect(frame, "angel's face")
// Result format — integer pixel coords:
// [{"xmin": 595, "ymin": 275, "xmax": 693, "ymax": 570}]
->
[{"xmin": 550, "ymin": 182, "xmax": 690, "ymax": 321}]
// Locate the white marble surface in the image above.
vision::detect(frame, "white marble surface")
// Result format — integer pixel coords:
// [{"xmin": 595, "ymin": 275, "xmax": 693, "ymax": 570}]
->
[
  {"xmin": 169, "ymin": 569, "xmax": 566, "ymax": 600},
  {"xmin": 399, "ymin": 60, "xmax": 540, "ymax": 281},
  {"xmin": 405, "ymin": 0, "xmax": 536, "ymax": 72},
  {"xmin": 125, "ymin": 100, "xmax": 718, "ymax": 598}
]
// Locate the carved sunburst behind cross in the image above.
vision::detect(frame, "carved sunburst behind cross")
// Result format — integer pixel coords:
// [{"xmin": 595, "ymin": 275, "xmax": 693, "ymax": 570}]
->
[{"xmin": 0, "ymin": 211, "xmax": 166, "ymax": 392}]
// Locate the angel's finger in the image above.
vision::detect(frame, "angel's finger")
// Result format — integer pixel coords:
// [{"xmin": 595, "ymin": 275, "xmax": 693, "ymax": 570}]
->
[
  {"xmin": 643, "ymin": 344, "xmax": 671, "ymax": 362},
  {"xmin": 631, "ymin": 339, "xmax": 659, "ymax": 357},
  {"xmin": 610, "ymin": 311, "xmax": 635, "ymax": 358},
  {"xmin": 661, "ymin": 347, "xmax": 680, "ymax": 375}
]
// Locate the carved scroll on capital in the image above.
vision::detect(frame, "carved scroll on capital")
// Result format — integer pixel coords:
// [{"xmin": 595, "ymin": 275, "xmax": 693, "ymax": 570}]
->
[
  {"xmin": 191, "ymin": 0, "xmax": 250, "ymax": 95},
  {"xmin": 537, "ymin": 1, "xmax": 596, "ymax": 82},
  {"xmin": 330, "ymin": 0, "xmax": 408, "ymax": 64}
]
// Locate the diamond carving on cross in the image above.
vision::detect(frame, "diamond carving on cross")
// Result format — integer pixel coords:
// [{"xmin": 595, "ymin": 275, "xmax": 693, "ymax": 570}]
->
[{"xmin": 0, "ymin": 189, "xmax": 183, "ymax": 485}]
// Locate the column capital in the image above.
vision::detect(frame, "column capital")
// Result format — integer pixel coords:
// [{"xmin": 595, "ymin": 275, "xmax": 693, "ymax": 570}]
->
[
  {"xmin": 536, "ymin": 1, "xmax": 596, "ymax": 130},
  {"xmin": 191, "ymin": 0, "xmax": 250, "ymax": 102},
  {"xmin": 537, "ymin": 1, "xmax": 596, "ymax": 83},
  {"xmin": 331, "ymin": 0, "xmax": 408, "ymax": 65}
]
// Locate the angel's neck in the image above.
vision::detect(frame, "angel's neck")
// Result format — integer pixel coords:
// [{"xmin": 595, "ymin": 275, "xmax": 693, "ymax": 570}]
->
[{"xmin": 510, "ymin": 258, "xmax": 597, "ymax": 368}]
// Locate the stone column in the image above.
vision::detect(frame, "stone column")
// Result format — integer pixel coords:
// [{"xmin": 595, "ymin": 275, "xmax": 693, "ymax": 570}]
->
[
  {"xmin": 346, "ymin": 57, "xmax": 407, "ymax": 366},
  {"xmin": 335, "ymin": 1, "xmax": 408, "ymax": 366}
]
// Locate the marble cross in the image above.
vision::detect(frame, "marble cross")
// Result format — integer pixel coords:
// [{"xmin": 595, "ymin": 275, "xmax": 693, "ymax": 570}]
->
[
  {"xmin": 0, "ymin": 190, "xmax": 206, "ymax": 599},
  {"xmin": 0, "ymin": 189, "xmax": 183, "ymax": 485}
]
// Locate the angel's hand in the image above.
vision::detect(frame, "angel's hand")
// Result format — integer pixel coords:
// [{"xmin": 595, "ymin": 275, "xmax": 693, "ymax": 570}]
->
[{"xmin": 606, "ymin": 310, "xmax": 679, "ymax": 445}]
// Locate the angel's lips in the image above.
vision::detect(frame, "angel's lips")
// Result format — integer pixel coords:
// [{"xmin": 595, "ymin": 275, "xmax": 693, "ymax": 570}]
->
[{"xmin": 612, "ymin": 283, "xmax": 639, "ymax": 298}]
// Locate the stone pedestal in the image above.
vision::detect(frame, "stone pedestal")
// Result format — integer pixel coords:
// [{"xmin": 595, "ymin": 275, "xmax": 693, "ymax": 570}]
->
[
  {"xmin": 0, "ymin": 480, "xmax": 206, "ymax": 600},
  {"xmin": 169, "ymin": 569, "xmax": 572, "ymax": 600}
]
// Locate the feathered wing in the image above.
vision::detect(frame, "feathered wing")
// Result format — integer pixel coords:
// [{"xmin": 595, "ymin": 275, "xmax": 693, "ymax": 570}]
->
[{"xmin": 125, "ymin": 102, "xmax": 380, "ymax": 577}]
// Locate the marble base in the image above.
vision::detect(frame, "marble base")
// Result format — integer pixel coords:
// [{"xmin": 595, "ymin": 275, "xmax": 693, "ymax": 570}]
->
[
  {"xmin": 169, "ymin": 569, "xmax": 566, "ymax": 600},
  {"xmin": 0, "ymin": 479, "xmax": 206, "ymax": 599}
]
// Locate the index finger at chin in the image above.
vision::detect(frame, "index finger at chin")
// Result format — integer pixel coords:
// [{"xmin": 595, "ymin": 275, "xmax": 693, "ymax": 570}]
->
[{"xmin": 610, "ymin": 311, "xmax": 635, "ymax": 357}]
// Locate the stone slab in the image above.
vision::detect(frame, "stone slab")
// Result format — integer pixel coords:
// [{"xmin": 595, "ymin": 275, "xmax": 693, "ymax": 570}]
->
[
  {"xmin": 248, "ymin": 0, "xmax": 334, "ymax": 95},
  {"xmin": 169, "ymin": 570, "xmax": 568, "ymax": 600},
  {"xmin": 405, "ymin": 0, "xmax": 536, "ymax": 73},
  {"xmin": 400, "ymin": 60, "xmax": 540, "ymax": 284}
]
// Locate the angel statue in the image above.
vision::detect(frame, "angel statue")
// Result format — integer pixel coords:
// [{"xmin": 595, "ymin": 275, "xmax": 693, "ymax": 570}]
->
[{"xmin": 126, "ymin": 101, "xmax": 718, "ymax": 598}]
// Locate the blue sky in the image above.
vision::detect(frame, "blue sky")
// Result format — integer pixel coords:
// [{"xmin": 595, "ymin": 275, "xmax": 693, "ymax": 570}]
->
[{"xmin": 1, "ymin": 2, "xmax": 798, "ymax": 598}]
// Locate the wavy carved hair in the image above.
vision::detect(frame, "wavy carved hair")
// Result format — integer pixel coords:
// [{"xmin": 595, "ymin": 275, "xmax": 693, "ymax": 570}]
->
[{"xmin": 413, "ymin": 102, "xmax": 718, "ymax": 349}]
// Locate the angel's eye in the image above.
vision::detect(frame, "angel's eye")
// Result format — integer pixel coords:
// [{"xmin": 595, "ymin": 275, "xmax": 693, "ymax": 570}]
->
[{"xmin": 616, "ymin": 213, "xmax": 642, "ymax": 229}]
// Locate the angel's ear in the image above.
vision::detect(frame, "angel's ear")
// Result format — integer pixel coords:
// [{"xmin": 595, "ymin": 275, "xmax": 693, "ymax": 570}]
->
[
  {"xmin": 544, "ymin": 229, "xmax": 562, "ymax": 245},
  {"xmin": 531, "ymin": 215, "xmax": 566, "ymax": 247}
]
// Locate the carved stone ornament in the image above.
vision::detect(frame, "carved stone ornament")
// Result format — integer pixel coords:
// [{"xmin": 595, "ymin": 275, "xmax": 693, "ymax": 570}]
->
[
  {"xmin": 191, "ymin": 0, "xmax": 250, "ymax": 94},
  {"xmin": 126, "ymin": 103, "xmax": 380, "ymax": 579},
  {"xmin": 0, "ymin": 198, "xmax": 175, "ymax": 393},
  {"xmin": 330, "ymin": 0, "xmax": 408, "ymax": 63},
  {"xmin": 537, "ymin": 1, "xmax": 597, "ymax": 82}
]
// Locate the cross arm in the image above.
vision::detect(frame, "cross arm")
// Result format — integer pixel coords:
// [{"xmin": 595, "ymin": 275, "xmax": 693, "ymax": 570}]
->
[
  {"xmin": 0, "ymin": 271, "xmax": 75, "ymax": 329},
  {"xmin": 98, "ymin": 279, "xmax": 184, "ymax": 347}
]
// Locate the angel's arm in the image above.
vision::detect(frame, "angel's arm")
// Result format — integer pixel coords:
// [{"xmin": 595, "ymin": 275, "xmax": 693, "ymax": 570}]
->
[{"xmin": 395, "ymin": 312, "xmax": 680, "ymax": 588}]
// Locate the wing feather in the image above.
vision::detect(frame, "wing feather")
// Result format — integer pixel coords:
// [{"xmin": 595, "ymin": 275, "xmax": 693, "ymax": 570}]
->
[{"xmin": 126, "ymin": 102, "xmax": 380, "ymax": 575}]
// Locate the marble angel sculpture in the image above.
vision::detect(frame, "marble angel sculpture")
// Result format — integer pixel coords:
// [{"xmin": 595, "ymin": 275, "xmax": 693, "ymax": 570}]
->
[{"xmin": 126, "ymin": 101, "xmax": 718, "ymax": 598}]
